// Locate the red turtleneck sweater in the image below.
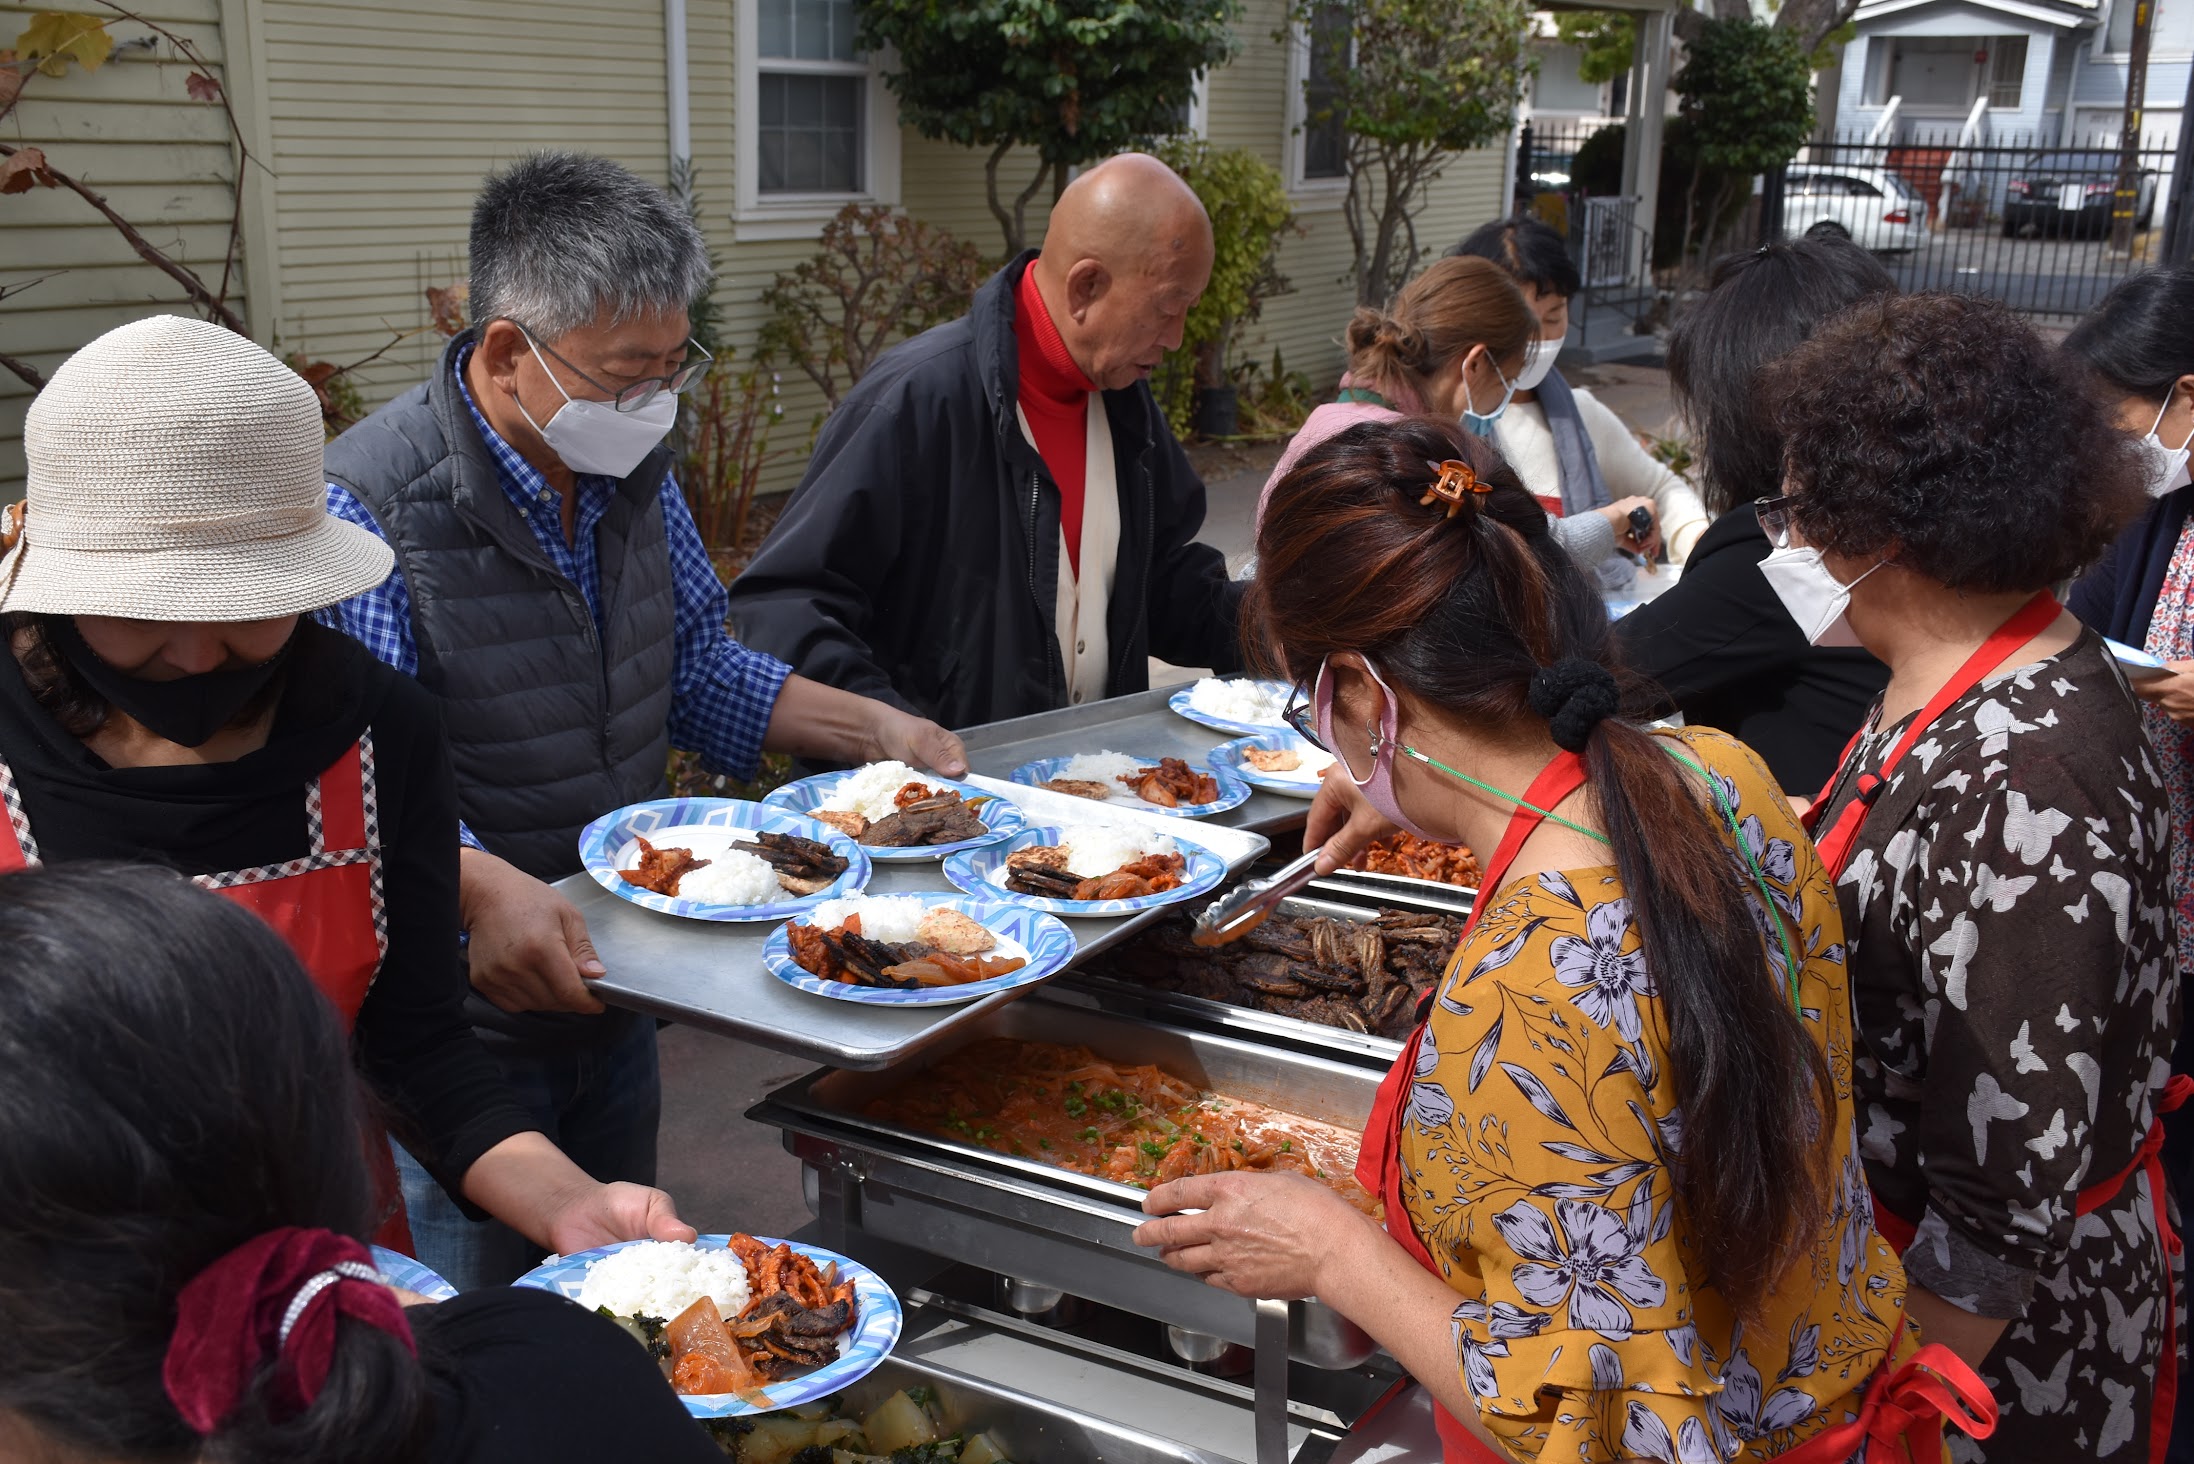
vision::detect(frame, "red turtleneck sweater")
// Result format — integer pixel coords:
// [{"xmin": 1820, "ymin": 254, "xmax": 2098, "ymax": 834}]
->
[{"xmin": 1012, "ymin": 265, "xmax": 1096, "ymax": 578}]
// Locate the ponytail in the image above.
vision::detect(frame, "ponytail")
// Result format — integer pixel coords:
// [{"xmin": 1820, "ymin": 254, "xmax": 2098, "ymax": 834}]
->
[
  {"xmin": 1582, "ymin": 719, "xmax": 1834, "ymax": 1316},
  {"xmin": 1251, "ymin": 417, "xmax": 1836, "ymax": 1318},
  {"xmin": 205, "ymin": 1320, "xmax": 431, "ymax": 1464}
]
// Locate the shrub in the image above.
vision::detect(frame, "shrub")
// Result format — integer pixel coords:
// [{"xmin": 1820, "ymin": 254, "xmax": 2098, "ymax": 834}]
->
[{"xmin": 1151, "ymin": 138, "xmax": 1297, "ymax": 437}]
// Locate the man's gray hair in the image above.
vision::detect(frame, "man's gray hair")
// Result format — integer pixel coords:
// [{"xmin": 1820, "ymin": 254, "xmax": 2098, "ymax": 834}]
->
[{"xmin": 469, "ymin": 151, "xmax": 713, "ymax": 340}]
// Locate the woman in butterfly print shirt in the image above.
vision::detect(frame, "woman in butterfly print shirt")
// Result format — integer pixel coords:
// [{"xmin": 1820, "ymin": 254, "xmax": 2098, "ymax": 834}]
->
[{"xmin": 1771, "ymin": 295, "xmax": 2179, "ymax": 1461}]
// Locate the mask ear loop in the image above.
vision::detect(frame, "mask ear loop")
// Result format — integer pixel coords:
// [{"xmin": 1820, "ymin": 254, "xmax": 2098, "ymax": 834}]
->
[{"xmin": 1660, "ymin": 742, "xmax": 1804, "ymax": 1016}]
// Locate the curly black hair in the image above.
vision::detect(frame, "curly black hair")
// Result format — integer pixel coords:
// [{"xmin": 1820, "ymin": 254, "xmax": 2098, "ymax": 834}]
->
[{"xmin": 1765, "ymin": 293, "xmax": 2148, "ymax": 593}]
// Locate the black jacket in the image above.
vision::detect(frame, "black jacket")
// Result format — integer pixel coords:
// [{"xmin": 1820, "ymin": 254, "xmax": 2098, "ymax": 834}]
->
[
  {"xmin": 726, "ymin": 254, "xmax": 1243, "ymax": 729},
  {"xmin": 1614, "ymin": 504, "xmax": 1888, "ymax": 797},
  {"xmin": 2068, "ymin": 483, "xmax": 2192, "ymax": 645}
]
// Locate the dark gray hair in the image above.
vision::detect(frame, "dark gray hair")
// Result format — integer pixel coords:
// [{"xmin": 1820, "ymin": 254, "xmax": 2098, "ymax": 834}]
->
[{"xmin": 469, "ymin": 150, "xmax": 712, "ymax": 340}]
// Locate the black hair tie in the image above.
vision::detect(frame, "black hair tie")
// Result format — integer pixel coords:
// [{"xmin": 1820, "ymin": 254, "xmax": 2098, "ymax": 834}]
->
[{"xmin": 1528, "ymin": 658, "xmax": 1620, "ymax": 753}]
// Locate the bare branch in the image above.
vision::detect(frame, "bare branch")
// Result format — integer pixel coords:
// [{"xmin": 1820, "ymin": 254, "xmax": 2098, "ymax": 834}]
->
[
  {"xmin": 984, "ymin": 140, "xmax": 1019, "ymax": 256},
  {"xmin": 0, "ymin": 352, "xmax": 47, "ymax": 390},
  {"xmin": 0, "ymin": 143, "xmax": 247, "ymax": 333},
  {"xmin": 318, "ymin": 324, "xmax": 431, "ymax": 386},
  {"xmin": 1010, "ymin": 155, "xmax": 1049, "ymax": 259}
]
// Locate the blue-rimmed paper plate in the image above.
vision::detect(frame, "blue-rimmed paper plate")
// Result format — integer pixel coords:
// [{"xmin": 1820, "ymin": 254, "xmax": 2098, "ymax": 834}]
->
[
  {"xmin": 373, "ymin": 1246, "xmax": 457, "ymax": 1303},
  {"xmin": 514, "ymin": 1235, "xmax": 900, "ymax": 1419},
  {"xmin": 1209, "ymin": 732, "xmax": 1338, "ymax": 802},
  {"xmin": 760, "ymin": 769, "xmax": 1025, "ymax": 861},
  {"xmin": 1008, "ymin": 754, "xmax": 1251, "ymax": 820},
  {"xmin": 2107, "ymin": 637, "xmax": 2171, "ymax": 682},
  {"xmin": 762, "ymin": 892, "xmax": 1075, "ymax": 1006},
  {"xmin": 944, "ymin": 825, "xmax": 1228, "ymax": 917},
  {"xmin": 1166, "ymin": 677, "xmax": 1301, "ymax": 736},
  {"xmin": 577, "ymin": 799, "xmax": 872, "ymax": 923}
]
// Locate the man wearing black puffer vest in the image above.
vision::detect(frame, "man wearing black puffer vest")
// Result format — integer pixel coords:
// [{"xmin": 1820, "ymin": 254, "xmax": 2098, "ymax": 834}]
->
[
  {"xmin": 725, "ymin": 153, "xmax": 1245, "ymax": 727},
  {"xmin": 318, "ymin": 151, "xmax": 965, "ymax": 1291}
]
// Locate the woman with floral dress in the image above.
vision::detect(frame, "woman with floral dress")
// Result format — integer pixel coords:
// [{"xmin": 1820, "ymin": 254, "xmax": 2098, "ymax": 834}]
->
[
  {"xmin": 1134, "ymin": 417, "xmax": 1993, "ymax": 1463},
  {"xmin": 1767, "ymin": 293, "xmax": 2174, "ymax": 1462}
]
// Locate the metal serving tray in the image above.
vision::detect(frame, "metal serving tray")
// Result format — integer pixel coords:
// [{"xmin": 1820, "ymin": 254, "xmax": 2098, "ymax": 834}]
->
[
  {"xmin": 835, "ymin": 1328, "xmax": 1237, "ymax": 1464},
  {"xmin": 568, "ymin": 776, "xmax": 1268, "ymax": 1069},
  {"xmin": 751, "ymin": 996, "xmax": 1382, "ymax": 1368},
  {"xmin": 959, "ymin": 686, "xmax": 1310, "ymax": 837},
  {"xmin": 1057, "ymin": 897, "xmax": 1408, "ymax": 1068}
]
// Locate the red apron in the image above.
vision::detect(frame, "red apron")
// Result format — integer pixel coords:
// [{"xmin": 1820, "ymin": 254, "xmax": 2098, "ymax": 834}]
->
[
  {"xmin": 0, "ymin": 737, "xmax": 410, "ymax": 1251},
  {"xmin": 1808, "ymin": 591, "xmax": 2183, "ymax": 1462},
  {"xmin": 1358, "ymin": 751, "xmax": 1997, "ymax": 1461}
]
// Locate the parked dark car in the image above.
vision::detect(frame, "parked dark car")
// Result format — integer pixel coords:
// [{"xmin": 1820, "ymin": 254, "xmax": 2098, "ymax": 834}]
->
[{"xmin": 2003, "ymin": 150, "xmax": 2159, "ymax": 238}]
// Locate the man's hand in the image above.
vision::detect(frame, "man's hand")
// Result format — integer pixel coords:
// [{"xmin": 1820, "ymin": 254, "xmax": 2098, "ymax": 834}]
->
[
  {"xmin": 2133, "ymin": 661, "xmax": 2194, "ymax": 724},
  {"xmin": 459, "ymin": 848, "xmax": 606, "ymax": 1015},
  {"xmin": 1304, "ymin": 767, "xmax": 1397, "ymax": 874},
  {"xmin": 862, "ymin": 701, "xmax": 969, "ymax": 779}
]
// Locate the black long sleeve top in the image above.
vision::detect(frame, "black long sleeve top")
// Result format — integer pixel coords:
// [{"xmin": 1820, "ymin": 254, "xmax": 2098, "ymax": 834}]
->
[{"xmin": 0, "ymin": 620, "xmax": 534, "ymax": 1203}]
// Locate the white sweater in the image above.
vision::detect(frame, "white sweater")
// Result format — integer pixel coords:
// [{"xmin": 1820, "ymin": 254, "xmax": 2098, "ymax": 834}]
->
[{"xmin": 1495, "ymin": 387, "xmax": 1709, "ymax": 563}]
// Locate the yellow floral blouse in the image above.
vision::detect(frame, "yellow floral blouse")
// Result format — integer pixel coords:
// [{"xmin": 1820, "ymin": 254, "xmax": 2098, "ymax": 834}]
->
[{"xmin": 1397, "ymin": 728, "xmax": 1923, "ymax": 1463}]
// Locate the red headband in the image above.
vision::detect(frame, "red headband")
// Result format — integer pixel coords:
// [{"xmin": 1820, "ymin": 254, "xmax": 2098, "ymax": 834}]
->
[{"xmin": 163, "ymin": 1227, "xmax": 416, "ymax": 1434}]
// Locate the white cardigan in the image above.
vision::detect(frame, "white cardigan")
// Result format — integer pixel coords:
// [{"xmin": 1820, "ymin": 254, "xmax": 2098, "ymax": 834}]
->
[{"xmin": 1495, "ymin": 388, "xmax": 1709, "ymax": 563}]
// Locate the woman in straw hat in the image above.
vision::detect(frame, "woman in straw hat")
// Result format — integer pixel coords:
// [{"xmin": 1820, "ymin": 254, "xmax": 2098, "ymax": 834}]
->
[{"xmin": 0, "ymin": 314, "xmax": 692, "ymax": 1264}]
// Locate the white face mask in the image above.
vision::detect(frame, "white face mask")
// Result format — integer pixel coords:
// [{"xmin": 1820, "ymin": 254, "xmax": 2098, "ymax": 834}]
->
[
  {"xmin": 2138, "ymin": 389, "xmax": 2193, "ymax": 499},
  {"xmin": 1510, "ymin": 334, "xmax": 1561, "ymax": 393},
  {"xmin": 1460, "ymin": 349, "xmax": 1517, "ymax": 436},
  {"xmin": 513, "ymin": 335, "xmax": 680, "ymax": 479},
  {"xmin": 1757, "ymin": 544, "xmax": 1887, "ymax": 647}
]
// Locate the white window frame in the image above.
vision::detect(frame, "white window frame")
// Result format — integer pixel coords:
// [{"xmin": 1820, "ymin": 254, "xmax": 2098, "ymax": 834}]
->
[
  {"xmin": 734, "ymin": 0, "xmax": 902, "ymax": 239},
  {"xmin": 1284, "ymin": 15, "xmax": 1350, "ymax": 197}
]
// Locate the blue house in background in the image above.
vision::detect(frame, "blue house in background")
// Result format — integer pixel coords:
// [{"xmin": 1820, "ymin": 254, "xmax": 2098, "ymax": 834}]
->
[{"xmin": 1830, "ymin": 0, "xmax": 2187, "ymax": 152}]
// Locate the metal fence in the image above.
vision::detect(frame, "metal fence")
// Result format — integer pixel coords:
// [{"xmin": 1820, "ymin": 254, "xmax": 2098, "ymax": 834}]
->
[
  {"xmin": 1778, "ymin": 131, "xmax": 2181, "ymax": 318},
  {"xmin": 1515, "ymin": 119, "xmax": 2182, "ymax": 322}
]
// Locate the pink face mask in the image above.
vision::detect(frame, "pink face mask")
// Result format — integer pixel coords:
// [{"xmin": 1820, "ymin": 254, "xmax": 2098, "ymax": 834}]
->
[{"xmin": 1312, "ymin": 654, "xmax": 1440, "ymax": 838}]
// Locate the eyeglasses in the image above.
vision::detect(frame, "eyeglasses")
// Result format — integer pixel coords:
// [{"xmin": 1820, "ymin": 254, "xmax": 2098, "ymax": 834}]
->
[
  {"xmin": 516, "ymin": 323, "xmax": 712, "ymax": 413},
  {"xmin": 1283, "ymin": 688, "xmax": 1327, "ymax": 752},
  {"xmin": 1755, "ymin": 492, "xmax": 1802, "ymax": 549}
]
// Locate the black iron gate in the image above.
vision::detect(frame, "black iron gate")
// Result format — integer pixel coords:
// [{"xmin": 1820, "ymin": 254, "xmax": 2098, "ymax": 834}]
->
[{"xmin": 1767, "ymin": 130, "xmax": 2180, "ymax": 318}]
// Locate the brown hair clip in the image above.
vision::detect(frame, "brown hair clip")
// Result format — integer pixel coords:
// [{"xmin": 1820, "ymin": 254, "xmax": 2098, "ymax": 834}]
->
[
  {"xmin": 0, "ymin": 502, "xmax": 24, "ymax": 554},
  {"xmin": 1419, "ymin": 459, "xmax": 1488, "ymax": 518}
]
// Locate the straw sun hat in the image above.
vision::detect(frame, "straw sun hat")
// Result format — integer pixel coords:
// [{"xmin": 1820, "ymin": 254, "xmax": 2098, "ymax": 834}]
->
[{"xmin": 0, "ymin": 315, "xmax": 393, "ymax": 622}]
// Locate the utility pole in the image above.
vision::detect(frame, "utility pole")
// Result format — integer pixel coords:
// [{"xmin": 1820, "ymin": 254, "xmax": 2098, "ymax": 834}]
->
[
  {"xmin": 2109, "ymin": 0, "xmax": 2153, "ymax": 257},
  {"xmin": 2163, "ymin": 49, "xmax": 2194, "ymax": 266}
]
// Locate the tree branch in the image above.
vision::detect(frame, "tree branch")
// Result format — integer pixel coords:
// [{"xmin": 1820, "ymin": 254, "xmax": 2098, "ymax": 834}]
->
[
  {"xmin": 984, "ymin": 140, "xmax": 1019, "ymax": 255},
  {"xmin": 1010, "ymin": 155, "xmax": 1050, "ymax": 258},
  {"xmin": 0, "ymin": 352, "xmax": 47, "ymax": 390}
]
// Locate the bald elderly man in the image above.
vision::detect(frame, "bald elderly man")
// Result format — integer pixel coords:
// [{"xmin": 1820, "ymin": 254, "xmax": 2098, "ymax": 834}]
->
[{"xmin": 727, "ymin": 153, "xmax": 1244, "ymax": 728}]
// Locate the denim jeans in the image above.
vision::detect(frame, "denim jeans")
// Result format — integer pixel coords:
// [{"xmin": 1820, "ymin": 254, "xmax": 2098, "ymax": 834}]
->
[{"xmin": 396, "ymin": 1012, "xmax": 662, "ymax": 1292}]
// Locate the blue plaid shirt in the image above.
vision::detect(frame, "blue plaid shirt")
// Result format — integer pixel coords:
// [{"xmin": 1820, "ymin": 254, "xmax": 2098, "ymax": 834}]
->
[{"xmin": 319, "ymin": 349, "xmax": 793, "ymax": 850}]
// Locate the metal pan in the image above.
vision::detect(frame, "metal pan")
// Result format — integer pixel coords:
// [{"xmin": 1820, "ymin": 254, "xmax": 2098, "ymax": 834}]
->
[{"xmin": 752, "ymin": 997, "xmax": 1382, "ymax": 1368}]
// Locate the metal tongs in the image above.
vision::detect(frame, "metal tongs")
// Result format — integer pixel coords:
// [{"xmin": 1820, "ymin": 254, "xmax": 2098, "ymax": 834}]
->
[{"xmin": 1189, "ymin": 846, "xmax": 1325, "ymax": 947}]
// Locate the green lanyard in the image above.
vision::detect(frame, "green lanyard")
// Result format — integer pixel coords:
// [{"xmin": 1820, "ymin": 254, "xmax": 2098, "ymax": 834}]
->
[{"xmin": 1402, "ymin": 737, "xmax": 1806, "ymax": 1016}]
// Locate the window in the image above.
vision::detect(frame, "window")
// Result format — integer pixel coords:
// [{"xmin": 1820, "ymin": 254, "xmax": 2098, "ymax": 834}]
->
[
  {"xmin": 2108, "ymin": 0, "xmax": 2192, "ymax": 55},
  {"xmin": 736, "ymin": 0, "xmax": 899, "ymax": 231},
  {"xmin": 1285, "ymin": 2, "xmax": 1349, "ymax": 188},
  {"xmin": 1986, "ymin": 36, "xmax": 2028, "ymax": 109}
]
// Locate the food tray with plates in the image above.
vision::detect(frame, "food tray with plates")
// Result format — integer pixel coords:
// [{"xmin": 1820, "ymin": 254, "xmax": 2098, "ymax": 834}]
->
[
  {"xmin": 1007, "ymin": 754, "xmax": 1250, "ymax": 820},
  {"xmin": 561, "ymin": 776, "xmax": 1269, "ymax": 1068},
  {"xmin": 748, "ymin": 994, "xmax": 1382, "ymax": 1369},
  {"xmin": 761, "ymin": 767, "xmax": 1025, "ymax": 860},
  {"xmin": 957, "ymin": 687, "xmax": 1312, "ymax": 837},
  {"xmin": 762, "ymin": 892, "xmax": 1076, "ymax": 1007},
  {"xmin": 1164, "ymin": 676, "xmax": 1301, "ymax": 737},
  {"xmin": 1207, "ymin": 732, "xmax": 1334, "ymax": 801},
  {"xmin": 577, "ymin": 798, "xmax": 872, "ymax": 923},
  {"xmin": 514, "ymin": 1234, "xmax": 901, "ymax": 1419}
]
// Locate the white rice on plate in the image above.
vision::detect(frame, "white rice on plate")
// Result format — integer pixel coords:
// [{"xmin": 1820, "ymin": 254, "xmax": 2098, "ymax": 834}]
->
[
  {"xmin": 1188, "ymin": 678, "xmax": 1289, "ymax": 726},
  {"xmin": 674, "ymin": 848, "xmax": 786, "ymax": 906},
  {"xmin": 805, "ymin": 894, "xmax": 932, "ymax": 944},
  {"xmin": 819, "ymin": 760, "xmax": 939, "ymax": 823},
  {"xmin": 575, "ymin": 1239, "xmax": 750, "ymax": 1321},
  {"xmin": 1056, "ymin": 822, "xmax": 1177, "ymax": 879},
  {"xmin": 1054, "ymin": 752, "xmax": 1146, "ymax": 793}
]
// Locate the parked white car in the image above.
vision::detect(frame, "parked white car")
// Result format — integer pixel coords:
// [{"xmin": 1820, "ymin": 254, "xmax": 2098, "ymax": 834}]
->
[{"xmin": 1785, "ymin": 166, "xmax": 1931, "ymax": 253}]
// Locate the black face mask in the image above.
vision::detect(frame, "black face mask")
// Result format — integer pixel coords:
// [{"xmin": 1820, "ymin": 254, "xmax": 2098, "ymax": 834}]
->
[{"xmin": 42, "ymin": 615, "xmax": 294, "ymax": 748}]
